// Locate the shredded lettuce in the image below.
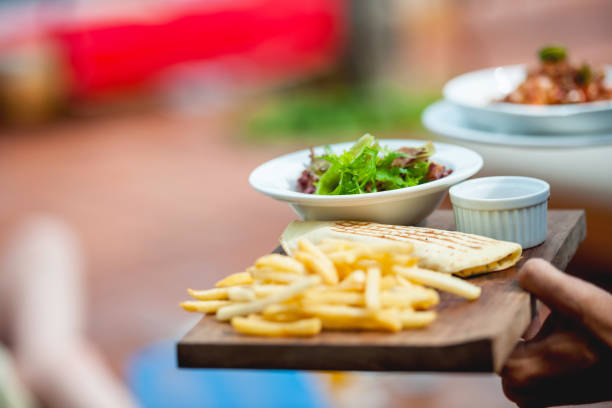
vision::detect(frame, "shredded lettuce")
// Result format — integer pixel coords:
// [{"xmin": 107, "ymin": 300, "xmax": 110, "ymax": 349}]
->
[{"xmin": 314, "ymin": 134, "xmax": 433, "ymax": 195}]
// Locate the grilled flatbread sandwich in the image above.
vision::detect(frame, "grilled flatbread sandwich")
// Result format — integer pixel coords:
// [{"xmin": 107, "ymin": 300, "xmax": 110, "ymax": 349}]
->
[{"xmin": 281, "ymin": 221, "xmax": 522, "ymax": 277}]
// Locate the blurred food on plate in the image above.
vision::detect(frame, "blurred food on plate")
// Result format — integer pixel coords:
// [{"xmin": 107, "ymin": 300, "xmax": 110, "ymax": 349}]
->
[{"xmin": 502, "ymin": 45, "xmax": 611, "ymax": 105}]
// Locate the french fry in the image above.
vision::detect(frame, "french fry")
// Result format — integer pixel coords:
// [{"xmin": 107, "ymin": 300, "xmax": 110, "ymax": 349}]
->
[
  {"xmin": 393, "ymin": 266, "xmax": 481, "ymax": 300},
  {"xmin": 262, "ymin": 303, "xmax": 302, "ymax": 316},
  {"xmin": 365, "ymin": 266, "xmax": 381, "ymax": 310},
  {"xmin": 253, "ymin": 284, "xmax": 286, "ymax": 298},
  {"xmin": 296, "ymin": 239, "xmax": 338, "ymax": 285},
  {"xmin": 182, "ymin": 237, "xmax": 484, "ymax": 337},
  {"xmin": 255, "ymin": 254, "xmax": 306, "ymax": 275},
  {"xmin": 215, "ymin": 272, "xmax": 253, "ymax": 288},
  {"xmin": 227, "ymin": 286, "xmax": 256, "ymax": 302},
  {"xmin": 396, "ymin": 275, "xmax": 413, "ymax": 287},
  {"xmin": 381, "ymin": 291, "xmax": 423, "ymax": 308},
  {"xmin": 231, "ymin": 315, "xmax": 322, "ymax": 337},
  {"xmin": 261, "ymin": 303, "xmax": 306, "ymax": 322},
  {"xmin": 301, "ymin": 304, "xmax": 372, "ymax": 319},
  {"xmin": 263, "ymin": 313, "xmax": 305, "ymax": 322},
  {"xmin": 187, "ymin": 287, "xmax": 228, "ymax": 300},
  {"xmin": 303, "ymin": 290, "xmax": 423, "ymax": 309},
  {"xmin": 412, "ymin": 289, "xmax": 440, "ymax": 309},
  {"xmin": 249, "ymin": 268, "xmax": 301, "ymax": 284},
  {"xmin": 304, "ymin": 305, "xmax": 400, "ymax": 332},
  {"xmin": 294, "ymin": 251, "xmax": 339, "ymax": 286},
  {"xmin": 327, "ymin": 250, "xmax": 361, "ymax": 265},
  {"xmin": 317, "ymin": 239, "xmax": 354, "ymax": 253},
  {"xmin": 216, "ymin": 275, "xmax": 321, "ymax": 321},
  {"xmin": 319, "ymin": 320, "xmax": 392, "ymax": 331},
  {"xmin": 374, "ymin": 308, "xmax": 402, "ymax": 332},
  {"xmin": 380, "ymin": 275, "xmax": 397, "ymax": 291},
  {"xmin": 335, "ymin": 264, "xmax": 355, "ymax": 281},
  {"xmin": 400, "ymin": 310, "xmax": 437, "ymax": 328},
  {"xmin": 303, "ymin": 290, "xmax": 363, "ymax": 306},
  {"xmin": 391, "ymin": 254, "xmax": 419, "ymax": 267},
  {"xmin": 337, "ymin": 270, "xmax": 366, "ymax": 291},
  {"xmin": 355, "ymin": 258, "xmax": 378, "ymax": 268},
  {"xmin": 180, "ymin": 300, "xmax": 231, "ymax": 314},
  {"xmin": 388, "ymin": 285, "xmax": 440, "ymax": 309}
]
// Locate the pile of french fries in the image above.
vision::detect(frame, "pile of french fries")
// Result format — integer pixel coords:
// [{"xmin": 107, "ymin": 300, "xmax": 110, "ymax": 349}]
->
[{"xmin": 180, "ymin": 238, "xmax": 481, "ymax": 337}]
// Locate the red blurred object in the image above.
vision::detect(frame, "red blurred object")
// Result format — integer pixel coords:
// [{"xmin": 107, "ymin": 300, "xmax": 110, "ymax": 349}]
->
[{"xmin": 45, "ymin": 0, "xmax": 346, "ymax": 98}]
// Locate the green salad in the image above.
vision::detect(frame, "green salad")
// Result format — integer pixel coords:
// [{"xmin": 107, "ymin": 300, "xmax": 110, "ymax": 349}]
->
[{"xmin": 297, "ymin": 135, "xmax": 451, "ymax": 195}]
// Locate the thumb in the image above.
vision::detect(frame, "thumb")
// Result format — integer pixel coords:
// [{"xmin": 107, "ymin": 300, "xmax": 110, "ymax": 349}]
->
[{"xmin": 518, "ymin": 258, "xmax": 612, "ymax": 348}]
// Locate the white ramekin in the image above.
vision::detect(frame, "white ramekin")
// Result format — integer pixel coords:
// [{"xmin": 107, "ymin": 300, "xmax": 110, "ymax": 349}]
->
[{"xmin": 449, "ymin": 177, "xmax": 550, "ymax": 248}]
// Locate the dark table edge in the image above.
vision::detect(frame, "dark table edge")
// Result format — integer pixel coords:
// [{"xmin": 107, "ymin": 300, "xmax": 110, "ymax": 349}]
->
[{"xmin": 176, "ymin": 338, "xmax": 494, "ymax": 372}]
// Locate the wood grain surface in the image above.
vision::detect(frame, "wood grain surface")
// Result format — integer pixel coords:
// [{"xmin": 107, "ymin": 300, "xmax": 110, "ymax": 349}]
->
[{"xmin": 177, "ymin": 210, "xmax": 586, "ymax": 373}]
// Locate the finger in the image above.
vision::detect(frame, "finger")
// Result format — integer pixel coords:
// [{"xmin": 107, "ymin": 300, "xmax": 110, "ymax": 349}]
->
[
  {"xmin": 529, "ymin": 312, "xmax": 559, "ymax": 342},
  {"xmin": 522, "ymin": 304, "xmax": 551, "ymax": 341},
  {"xmin": 518, "ymin": 258, "xmax": 612, "ymax": 347},
  {"xmin": 501, "ymin": 329, "xmax": 600, "ymax": 391},
  {"xmin": 502, "ymin": 361, "xmax": 612, "ymax": 408}
]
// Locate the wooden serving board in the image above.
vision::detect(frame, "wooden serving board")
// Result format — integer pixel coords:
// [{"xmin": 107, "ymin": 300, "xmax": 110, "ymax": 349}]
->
[{"xmin": 177, "ymin": 210, "xmax": 586, "ymax": 372}]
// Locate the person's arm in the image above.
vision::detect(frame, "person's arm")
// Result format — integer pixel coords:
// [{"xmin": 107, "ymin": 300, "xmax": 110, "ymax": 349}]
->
[
  {"xmin": 501, "ymin": 258, "xmax": 612, "ymax": 407},
  {"xmin": 1, "ymin": 217, "xmax": 138, "ymax": 408}
]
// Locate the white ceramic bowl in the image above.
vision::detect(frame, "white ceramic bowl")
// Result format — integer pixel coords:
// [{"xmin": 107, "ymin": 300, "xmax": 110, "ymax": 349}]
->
[
  {"xmin": 422, "ymin": 100, "xmax": 612, "ymax": 148},
  {"xmin": 449, "ymin": 177, "xmax": 550, "ymax": 248},
  {"xmin": 443, "ymin": 64, "xmax": 612, "ymax": 134},
  {"xmin": 249, "ymin": 140, "xmax": 483, "ymax": 225}
]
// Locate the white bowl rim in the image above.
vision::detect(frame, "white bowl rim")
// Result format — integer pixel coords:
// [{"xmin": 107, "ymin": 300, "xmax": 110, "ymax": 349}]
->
[
  {"xmin": 449, "ymin": 176, "xmax": 550, "ymax": 210},
  {"xmin": 249, "ymin": 139, "xmax": 483, "ymax": 205},
  {"xmin": 443, "ymin": 64, "xmax": 612, "ymax": 117},
  {"xmin": 421, "ymin": 100, "xmax": 612, "ymax": 148}
]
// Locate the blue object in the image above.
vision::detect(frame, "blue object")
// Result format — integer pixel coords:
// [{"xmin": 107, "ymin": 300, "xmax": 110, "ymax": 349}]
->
[{"xmin": 126, "ymin": 341, "xmax": 330, "ymax": 408}]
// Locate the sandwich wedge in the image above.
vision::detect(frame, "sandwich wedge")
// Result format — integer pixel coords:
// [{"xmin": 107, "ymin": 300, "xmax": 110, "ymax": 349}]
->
[{"xmin": 280, "ymin": 221, "xmax": 522, "ymax": 277}]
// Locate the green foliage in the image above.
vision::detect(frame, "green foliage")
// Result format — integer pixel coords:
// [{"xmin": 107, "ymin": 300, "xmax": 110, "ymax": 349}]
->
[
  {"xmin": 539, "ymin": 46, "xmax": 567, "ymax": 63},
  {"xmin": 576, "ymin": 64, "xmax": 592, "ymax": 85},
  {"xmin": 246, "ymin": 87, "xmax": 438, "ymax": 139}
]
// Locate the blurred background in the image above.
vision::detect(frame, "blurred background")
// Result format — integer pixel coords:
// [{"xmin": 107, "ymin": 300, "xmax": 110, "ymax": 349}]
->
[{"xmin": 0, "ymin": 0, "xmax": 611, "ymax": 407}]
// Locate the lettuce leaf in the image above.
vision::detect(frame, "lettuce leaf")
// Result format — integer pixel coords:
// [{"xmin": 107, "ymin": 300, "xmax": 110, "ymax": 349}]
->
[{"xmin": 314, "ymin": 134, "xmax": 433, "ymax": 195}]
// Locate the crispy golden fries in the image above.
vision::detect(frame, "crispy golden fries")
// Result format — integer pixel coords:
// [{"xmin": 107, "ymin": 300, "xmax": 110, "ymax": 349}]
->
[
  {"xmin": 232, "ymin": 315, "xmax": 322, "ymax": 337},
  {"xmin": 187, "ymin": 287, "xmax": 228, "ymax": 300},
  {"xmin": 393, "ymin": 266, "xmax": 481, "ymax": 300},
  {"xmin": 365, "ymin": 266, "xmax": 381, "ymax": 310},
  {"xmin": 227, "ymin": 286, "xmax": 256, "ymax": 302},
  {"xmin": 180, "ymin": 300, "xmax": 231, "ymax": 313},
  {"xmin": 182, "ymin": 238, "xmax": 482, "ymax": 337},
  {"xmin": 215, "ymin": 272, "xmax": 253, "ymax": 288},
  {"xmin": 337, "ymin": 270, "xmax": 365, "ymax": 291},
  {"xmin": 262, "ymin": 303, "xmax": 306, "ymax": 321},
  {"xmin": 255, "ymin": 254, "xmax": 306, "ymax": 275},
  {"xmin": 252, "ymin": 284, "xmax": 286, "ymax": 298},
  {"xmin": 248, "ymin": 267, "xmax": 301, "ymax": 284},
  {"xmin": 216, "ymin": 275, "xmax": 321, "ymax": 321},
  {"xmin": 302, "ymin": 304, "xmax": 401, "ymax": 332},
  {"xmin": 400, "ymin": 310, "xmax": 437, "ymax": 328},
  {"xmin": 296, "ymin": 238, "xmax": 339, "ymax": 285}
]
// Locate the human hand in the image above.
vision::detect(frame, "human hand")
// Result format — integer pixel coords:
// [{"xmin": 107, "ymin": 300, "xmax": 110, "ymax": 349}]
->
[{"xmin": 501, "ymin": 258, "xmax": 612, "ymax": 407}]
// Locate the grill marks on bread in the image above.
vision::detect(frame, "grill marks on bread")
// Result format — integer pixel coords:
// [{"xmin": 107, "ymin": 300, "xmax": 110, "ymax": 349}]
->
[{"xmin": 331, "ymin": 221, "xmax": 489, "ymax": 252}]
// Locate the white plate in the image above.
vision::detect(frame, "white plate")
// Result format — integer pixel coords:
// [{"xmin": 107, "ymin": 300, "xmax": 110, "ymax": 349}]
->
[
  {"xmin": 443, "ymin": 64, "xmax": 612, "ymax": 134},
  {"xmin": 423, "ymin": 100, "xmax": 612, "ymax": 148},
  {"xmin": 249, "ymin": 140, "xmax": 483, "ymax": 225}
]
